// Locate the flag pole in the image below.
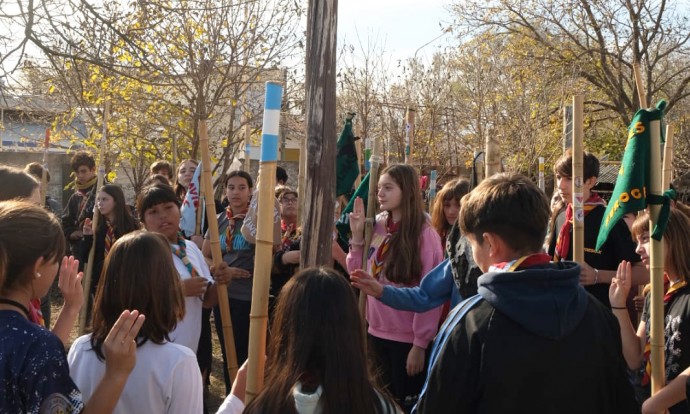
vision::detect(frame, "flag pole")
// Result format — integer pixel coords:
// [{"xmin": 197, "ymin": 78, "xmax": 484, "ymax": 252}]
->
[
  {"xmin": 649, "ymin": 118, "xmax": 666, "ymax": 395},
  {"xmin": 538, "ymin": 156, "xmax": 545, "ymax": 192},
  {"xmin": 196, "ymin": 168, "xmax": 204, "ymax": 236},
  {"xmin": 199, "ymin": 120, "xmax": 239, "ymax": 382},
  {"xmin": 633, "ymin": 62, "xmax": 648, "ymax": 109},
  {"xmin": 662, "ymin": 125, "xmax": 674, "ymax": 191},
  {"xmin": 404, "ymin": 107, "xmax": 415, "ymax": 165},
  {"xmin": 79, "ymin": 101, "xmax": 109, "ymax": 335},
  {"xmin": 297, "ymin": 134, "xmax": 307, "ymax": 228},
  {"xmin": 359, "ymin": 135, "xmax": 382, "ymax": 342},
  {"xmin": 41, "ymin": 129, "xmax": 50, "ymax": 206},
  {"xmin": 571, "ymin": 95, "xmax": 585, "ymax": 264},
  {"xmin": 245, "ymin": 81, "xmax": 283, "ymax": 403}
]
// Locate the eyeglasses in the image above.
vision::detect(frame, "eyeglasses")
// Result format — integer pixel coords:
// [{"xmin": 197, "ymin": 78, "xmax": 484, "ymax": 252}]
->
[{"xmin": 281, "ymin": 197, "xmax": 298, "ymax": 205}]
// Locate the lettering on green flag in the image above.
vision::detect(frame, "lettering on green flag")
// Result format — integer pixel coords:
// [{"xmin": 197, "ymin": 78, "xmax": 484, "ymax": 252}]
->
[{"xmin": 596, "ymin": 104, "xmax": 664, "ymax": 250}]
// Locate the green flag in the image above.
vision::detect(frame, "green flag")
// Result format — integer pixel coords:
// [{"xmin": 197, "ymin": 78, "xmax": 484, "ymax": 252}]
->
[
  {"xmin": 596, "ymin": 101, "xmax": 665, "ymax": 250},
  {"xmin": 336, "ymin": 172, "xmax": 369, "ymax": 246},
  {"xmin": 336, "ymin": 113, "xmax": 360, "ymax": 197}
]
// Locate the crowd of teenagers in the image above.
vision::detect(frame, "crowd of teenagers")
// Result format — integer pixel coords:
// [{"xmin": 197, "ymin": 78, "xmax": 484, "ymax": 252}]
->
[{"xmin": 2, "ymin": 147, "xmax": 690, "ymax": 414}]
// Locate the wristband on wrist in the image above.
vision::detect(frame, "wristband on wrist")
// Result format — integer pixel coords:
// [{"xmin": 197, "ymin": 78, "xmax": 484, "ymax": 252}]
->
[
  {"xmin": 349, "ymin": 238, "xmax": 365, "ymax": 247},
  {"xmin": 611, "ymin": 306, "xmax": 627, "ymax": 310}
]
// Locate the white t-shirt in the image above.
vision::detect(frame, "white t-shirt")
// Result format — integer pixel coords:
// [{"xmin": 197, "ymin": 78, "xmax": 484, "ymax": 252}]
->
[
  {"xmin": 67, "ymin": 335, "xmax": 203, "ymax": 414},
  {"xmin": 170, "ymin": 240, "xmax": 213, "ymax": 353}
]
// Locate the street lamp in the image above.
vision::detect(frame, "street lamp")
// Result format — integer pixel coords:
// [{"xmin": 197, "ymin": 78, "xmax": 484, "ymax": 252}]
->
[{"xmin": 413, "ymin": 27, "xmax": 452, "ymax": 61}]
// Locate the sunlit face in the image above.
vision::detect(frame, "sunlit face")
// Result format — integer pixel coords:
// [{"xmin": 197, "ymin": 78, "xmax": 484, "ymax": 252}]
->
[
  {"xmin": 177, "ymin": 161, "xmax": 197, "ymax": 189},
  {"xmin": 142, "ymin": 201, "xmax": 181, "ymax": 242},
  {"xmin": 377, "ymin": 173, "xmax": 403, "ymax": 214},
  {"xmin": 225, "ymin": 176, "xmax": 251, "ymax": 211},
  {"xmin": 556, "ymin": 174, "xmax": 572, "ymax": 205},
  {"xmin": 280, "ymin": 193, "xmax": 298, "ymax": 219},
  {"xmin": 635, "ymin": 231, "xmax": 651, "ymax": 269},
  {"xmin": 443, "ymin": 198, "xmax": 460, "ymax": 226},
  {"xmin": 75, "ymin": 165, "xmax": 96, "ymax": 184},
  {"xmin": 96, "ymin": 191, "xmax": 116, "ymax": 218}
]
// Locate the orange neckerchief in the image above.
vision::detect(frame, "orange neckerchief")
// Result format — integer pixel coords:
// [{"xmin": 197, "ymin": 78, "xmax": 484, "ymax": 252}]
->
[{"xmin": 371, "ymin": 216, "xmax": 400, "ymax": 280}]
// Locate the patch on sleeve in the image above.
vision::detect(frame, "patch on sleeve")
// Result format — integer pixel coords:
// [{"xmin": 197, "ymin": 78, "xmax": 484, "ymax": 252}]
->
[{"xmin": 39, "ymin": 393, "xmax": 80, "ymax": 414}]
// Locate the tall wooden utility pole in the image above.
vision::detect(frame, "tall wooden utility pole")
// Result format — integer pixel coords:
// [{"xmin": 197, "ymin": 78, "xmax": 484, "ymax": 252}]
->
[{"xmin": 301, "ymin": 0, "xmax": 338, "ymax": 267}]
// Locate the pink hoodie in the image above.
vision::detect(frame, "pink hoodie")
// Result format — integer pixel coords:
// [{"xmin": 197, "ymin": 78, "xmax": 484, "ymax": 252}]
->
[{"xmin": 347, "ymin": 213, "xmax": 443, "ymax": 349}]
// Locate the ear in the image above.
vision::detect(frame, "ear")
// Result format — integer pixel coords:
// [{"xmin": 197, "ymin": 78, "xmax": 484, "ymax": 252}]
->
[
  {"xmin": 584, "ymin": 176, "xmax": 598, "ymax": 191},
  {"xmin": 32, "ymin": 256, "xmax": 46, "ymax": 278},
  {"xmin": 483, "ymin": 232, "xmax": 502, "ymax": 258}
]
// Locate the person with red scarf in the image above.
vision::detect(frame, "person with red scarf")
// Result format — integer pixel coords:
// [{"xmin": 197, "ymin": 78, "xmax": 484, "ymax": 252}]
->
[{"xmin": 547, "ymin": 149, "xmax": 645, "ymax": 308}]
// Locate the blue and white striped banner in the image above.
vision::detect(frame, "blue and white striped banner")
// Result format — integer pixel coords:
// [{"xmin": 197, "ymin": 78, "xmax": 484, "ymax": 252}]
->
[{"xmin": 260, "ymin": 82, "xmax": 283, "ymax": 162}]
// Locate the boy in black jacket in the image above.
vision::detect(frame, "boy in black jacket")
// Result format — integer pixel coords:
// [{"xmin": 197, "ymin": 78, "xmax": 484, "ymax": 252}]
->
[{"xmin": 414, "ymin": 173, "xmax": 637, "ymax": 414}]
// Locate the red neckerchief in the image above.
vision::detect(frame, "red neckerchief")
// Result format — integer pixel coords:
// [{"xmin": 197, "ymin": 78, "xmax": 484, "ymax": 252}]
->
[
  {"xmin": 280, "ymin": 220, "xmax": 299, "ymax": 250},
  {"xmin": 489, "ymin": 253, "xmax": 552, "ymax": 273},
  {"xmin": 104, "ymin": 220, "xmax": 115, "ymax": 257},
  {"xmin": 554, "ymin": 193, "xmax": 606, "ymax": 261},
  {"xmin": 224, "ymin": 205, "xmax": 248, "ymax": 252},
  {"xmin": 371, "ymin": 216, "xmax": 400, "ymax": 280},
  {"xmin": 28, "ymin": 299, "xmax": 45, "ymax": 327},
  {"xmin": 641, "ymin": 274, "xmax": 688, "ymax": 386}
]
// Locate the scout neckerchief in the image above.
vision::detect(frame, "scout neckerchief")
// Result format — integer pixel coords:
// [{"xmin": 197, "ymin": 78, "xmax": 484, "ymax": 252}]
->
[
  {"xmin": 488, "ymin": 253, "xmax": 552, "ymax": 274},
  {"xmin": 75, "ymin": 176, "xmax": 97, "ymax": 191},
  {"xmin": 554, "ymin": 193, "xmax": 606, "ymax": 261},
  {"xmin": 172, "ymin": 232, "xmax": 199, "ymax": 278},
  {"xmin": 223, "ymin": 205, "xmax": 248, "ymax": 253},
  {"xmin": 371, "ymin": 216, "xmax": 400, "ymax": 280},
  {"xmin": 28, "ymin": 299, "xmax": 45, "ymax": 327},
  {"xmin": 103, "ymin": 220, "xmax": 115, "ymax": 257},
  {"xmin": 281, "ymin": 220, "xmax": 299, "ymax": 251},
  {"xmin": 641, "ymin": 275, "xmax": 688, "ymax": 386}
]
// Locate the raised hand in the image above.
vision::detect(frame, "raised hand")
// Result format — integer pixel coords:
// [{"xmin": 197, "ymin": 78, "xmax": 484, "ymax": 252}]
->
[
  {"xmin": 103, "ymin": 310, "xmax": 146, "ymax": 378},
  {"xmin": 58, "ymin": 256, "xmax": 84, "ymax": 313},
  {"xmin": 610, "ymin": 260, "xmax": 632, "ymax": 308},
  {"xmin": 82, "ymin": 218, "xmax": 93, "ymax": 236},
  {"xmin": 348, "ymin": 197, "xmax": 365, "ymax": 242}
]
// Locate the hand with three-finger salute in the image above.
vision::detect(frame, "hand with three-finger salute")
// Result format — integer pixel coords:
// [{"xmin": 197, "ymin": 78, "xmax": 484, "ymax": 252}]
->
[
  {"xmin": 102, "ymin": 310, "xmax": 146, "ymax": 378},
  {"xmin": 349, "ymin": 197, "xmax": 365, "ymax": 244},
  {"xmin": 609, "ymin": 260, "xmax": 633, "ymax": 309}
]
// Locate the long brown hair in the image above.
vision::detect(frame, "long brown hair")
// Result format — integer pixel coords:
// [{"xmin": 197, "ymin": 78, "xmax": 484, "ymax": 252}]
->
[
  {"xmin": 0, "ymin": 200, "xmax": 65, "ymax": 293},
  {"xmin": 174, "ymin": 159, "xmax": 199, "ymax": 201},
  {"xmin": 631, "ymin": 208, "xmax": 690, "ymax": 283},
  {"xmin": 430, "ymin": 178, "xmax": 470, "ymax": 237},
  {"xmin": 96, "ymin": 184, "xmax": 140, "ymax": 237},
  {"xmin": 90, "ymin": 231, "xmax": 185, "ymax": 360},
  {"xmin": 244, "ymin": 267, "xmax": 397, "ymax": 414},
  {"xmin": 380, "ymin": 164, "xmax": 426, "ymax": 285}
]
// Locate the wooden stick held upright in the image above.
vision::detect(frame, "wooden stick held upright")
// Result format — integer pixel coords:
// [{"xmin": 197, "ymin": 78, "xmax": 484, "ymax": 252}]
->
[
  {"xmin": 79, "ymin": 102, "xmax": 109, "ymax": 334},
  {"xmin": 359, "ymin": 136, "xmax": 382, "ymax": 341},
  {"xmin": 199, "ymin": 120, "xmax": 239, "ymax": 382},
  {"xmin": 634, "ymin": 62, "xmax": 648, "ymax": 109},
  {"xmin": 245, "ymin": 82, "xmax": 283, "ymax": 403},
  {"xmin": 662, "ymin": 125, "xmax": 674, "ymax": 191},
  {"xmin": 41, "ymin": 129, "xmax": 50, "ymax": 206},
  {"xmin": 571, "ymin": 95, "xmax": 585, "ymax": 264},
  {"xmin": 648, "ymin": 119, "xmax": 666, "ymax": 394}
]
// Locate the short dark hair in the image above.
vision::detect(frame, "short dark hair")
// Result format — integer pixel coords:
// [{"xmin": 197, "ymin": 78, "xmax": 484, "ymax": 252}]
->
[
  {"xmin": 24, "ymin": 162, "xmax": 50, "ymax": 182},
  {"xmin": 136, "ymin": 184, "xmax": 180, "ymax": 221},
  {"xmin": 0, "ymin": 166, "xmax": 39, "ymax": 201},
  {"xmin": 150, "ymin": 160, "xmax": 173, "ymax": 179},
  {"xmin": 554, "ymin": 149, "xmax": 600, "ymax": 180},
  {"xmin": 224, "ymin": 170, "xmax": 254, "ymax": 189},
  {"xmin": 276, "ymin": 166, "xmax": 288, "ymax": 184},
  {"xmin": 459, "ymin": 172, "xmax": 550, "ymax": 254},
  {"xmin": 70, "ymin": 151, "xmax": 96, "ymax": 172}
]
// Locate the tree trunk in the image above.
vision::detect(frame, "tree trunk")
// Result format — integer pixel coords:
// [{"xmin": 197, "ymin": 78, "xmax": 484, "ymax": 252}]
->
[{"xmin": 301, "ymin": 0, "xmax": 338, "ymax": 268}]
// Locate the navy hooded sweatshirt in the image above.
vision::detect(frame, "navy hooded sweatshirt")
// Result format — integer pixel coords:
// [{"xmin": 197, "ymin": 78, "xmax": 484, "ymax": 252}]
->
[{"xmin": 415, "ymin": 260, "xmax": 638, "ymax": 414}]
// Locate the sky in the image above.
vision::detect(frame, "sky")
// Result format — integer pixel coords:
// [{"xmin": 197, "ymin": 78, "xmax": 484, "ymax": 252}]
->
[{"xmin": 337, "ymin": 0, "xmax": 453, "ymax": 67}]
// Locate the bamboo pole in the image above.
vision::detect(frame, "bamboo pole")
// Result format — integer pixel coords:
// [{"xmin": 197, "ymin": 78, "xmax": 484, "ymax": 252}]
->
[
  {"xmin": 196, "ymin": 167, "xmax": 204, "ymax": 235},
  {"xmin": 79, "ymin": 102, "xmax": 109, "ymax": 334},
  {"xmin": 633, "ymin": 62, "xmax": 648, "ymax": 109},
  {"xmin": 199, "ymin": 120, "xmax": 239, "ymax": 382},
  {"xmin": 428, "ymin": 169, "xmax": 437, "ymax": 211},
  {"xmin": 649, "ymin": 119, "xmax": 665, "ymax": 395},
  {"xmin": 662, "ymin": 125, "xmax": 674, "ymax": 191},
  {"xmin": 571, "ymin": 95, "xmax": 585, "ymax": 264},
  {"xmin": 245, "ymin": 82, "xmax": 283, "ymax": 403},
  {"xmin": 40, "ymin": 128, "xmax": 50, "ymax": 206},
  {"xmin": 359, "ymin": 135, "xmax": 382, "ymax": 341}
]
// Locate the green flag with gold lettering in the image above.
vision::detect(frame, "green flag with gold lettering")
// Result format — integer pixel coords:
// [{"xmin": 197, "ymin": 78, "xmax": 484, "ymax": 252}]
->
[{"xmin": 596, "ymin": 102, "xmax": 665, "ymax": 250}]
